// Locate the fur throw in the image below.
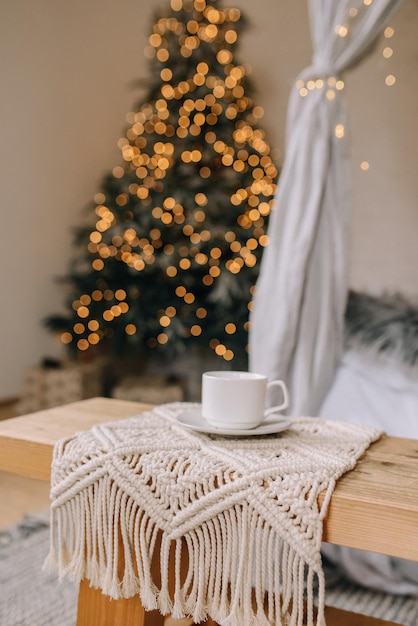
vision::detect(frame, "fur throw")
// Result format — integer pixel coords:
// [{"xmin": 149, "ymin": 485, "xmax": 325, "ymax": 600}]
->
[{"xmin": 345, "ymin": 291, "xmax": 418, "ymax": 370}]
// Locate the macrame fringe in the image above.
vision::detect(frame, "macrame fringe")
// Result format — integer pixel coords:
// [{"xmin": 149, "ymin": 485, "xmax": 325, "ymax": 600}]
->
[
  {"xmin": 44, "ymin": 407, "xmax": 380, "ymax": 625},
  {"xmin": 43, "ymin": 475, "xmax": 326, "ymax": 626}
]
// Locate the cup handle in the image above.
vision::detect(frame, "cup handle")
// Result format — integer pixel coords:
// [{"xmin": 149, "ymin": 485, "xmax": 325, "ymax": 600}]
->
[{"xmin": 264, "ymin": 380, "xmax": 289, "ymax": 417}]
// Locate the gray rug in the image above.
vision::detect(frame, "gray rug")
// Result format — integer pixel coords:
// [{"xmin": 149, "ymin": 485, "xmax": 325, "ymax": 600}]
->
[
  {"xmin": 0, "ymin": 512, "xmax": 77, "ymax": 626},
  {"xmin": 324, "ymin": 575, "xmax": 418, "ymax": 625},
  {"xmin": 1, "ymin": 513, "xmax": 417, "ymax": 626}
]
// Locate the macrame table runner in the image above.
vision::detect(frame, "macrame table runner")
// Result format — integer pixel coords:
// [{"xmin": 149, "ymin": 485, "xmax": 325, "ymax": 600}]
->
[{"xmin": 44, "ymin": 402, "xmax": 380, "ymax": 626}]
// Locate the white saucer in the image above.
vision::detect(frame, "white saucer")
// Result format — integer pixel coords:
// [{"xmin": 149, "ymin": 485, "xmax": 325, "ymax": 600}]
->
[{"xmin": 176, "ymin": 409, "xmax": 291, "ymax": 436}]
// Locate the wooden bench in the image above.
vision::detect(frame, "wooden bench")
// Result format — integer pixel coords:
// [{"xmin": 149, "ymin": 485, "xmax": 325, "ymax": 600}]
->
[{"xmin": 1, "ymin": 396, "xmax": 417, "ymax": 626}]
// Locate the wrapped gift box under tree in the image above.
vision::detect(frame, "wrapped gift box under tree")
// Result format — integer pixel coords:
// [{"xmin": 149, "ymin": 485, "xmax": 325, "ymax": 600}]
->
[
  {"xmin": 17, "ymin": 358, "xmax": 105, "ymax": 414},
  {"xmin": 111, "ymin": 374, "xmax": 184, "ymax": 405}
]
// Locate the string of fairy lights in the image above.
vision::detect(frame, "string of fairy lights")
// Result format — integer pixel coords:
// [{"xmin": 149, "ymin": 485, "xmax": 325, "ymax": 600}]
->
[
  {"xmin": 361, "ymin": 23, "xmax": 397, "ymax": 172},
  {"xmin": 60, "ymin": 0, "xmax": 277, "ymax": 362},
  {"xmin": 294, "ymin": 2, "xmax": 398, "ymax": 174}
]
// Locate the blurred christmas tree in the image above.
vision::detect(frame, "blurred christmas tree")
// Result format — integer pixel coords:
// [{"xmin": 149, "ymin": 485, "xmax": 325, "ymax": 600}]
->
[{"xmin": 47, "ymin": 0, "xmax": 278, "ymax": 369}]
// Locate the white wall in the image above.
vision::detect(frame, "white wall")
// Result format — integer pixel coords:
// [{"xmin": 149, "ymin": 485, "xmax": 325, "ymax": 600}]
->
[
  {"xmin": 347, "ymin": 0, "xmax": 418, "ymax": 295},
  {"xmin": 0, "ymin": 0, "xmax": 416, "ymax": 399},
  {"xmin": 0, "ymin": 0, "xmax": 154, "ymax": 398}
]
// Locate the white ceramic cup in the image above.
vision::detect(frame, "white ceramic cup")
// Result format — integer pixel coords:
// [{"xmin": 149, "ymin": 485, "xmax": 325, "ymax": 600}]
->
[{"xmin": 201, "ymin": 371, "xmax": 289, "ymax": 430}]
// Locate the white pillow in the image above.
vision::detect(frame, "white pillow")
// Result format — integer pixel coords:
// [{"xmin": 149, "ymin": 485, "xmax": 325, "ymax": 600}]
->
[{"xmin": 319, "ymin": 349, "xmax": 418, "ymax": 438}]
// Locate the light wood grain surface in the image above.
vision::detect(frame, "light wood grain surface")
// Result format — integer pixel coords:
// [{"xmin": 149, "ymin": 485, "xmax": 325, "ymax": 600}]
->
[
  {"xmin": 0, "ymin": 398, "xmax": 153, "ymax": 480},
  {"xmin": 1, "ymin": 397, "xmax": 417, "ymax": 560}
]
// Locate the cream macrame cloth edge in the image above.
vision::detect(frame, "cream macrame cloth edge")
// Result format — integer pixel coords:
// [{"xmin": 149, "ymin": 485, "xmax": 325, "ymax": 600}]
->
[{"xmin": 43, "ymin": 403, "xmax": 381, "ymax": 626}]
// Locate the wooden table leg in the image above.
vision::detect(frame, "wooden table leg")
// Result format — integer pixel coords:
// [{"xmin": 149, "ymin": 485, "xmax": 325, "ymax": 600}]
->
[
  {"xmin": 323, "ymin": 606, "xmax": 402, "ymax": 626},
  {"xmin": 76, "ymin": 579, "xmax": 166, "ymax": 626},
  {"xmin": 164, "ymin": 618, "xmax": 217, "ymax": 625},
  {"xmin": 75, "ymin": 581, "xmax": 402, "ymax": 626},
  {"xmin": 76, "ymin": 580, "xmax": 145, "ymax": 626},
  {"xmin": 75, "ymin": 532, "xmax": 217, "ymax": 626}
]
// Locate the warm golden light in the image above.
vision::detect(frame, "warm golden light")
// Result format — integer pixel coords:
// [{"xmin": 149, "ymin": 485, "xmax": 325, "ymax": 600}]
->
[
  {"xmin": 225, "ymin": 30, "xmax": 237, "ymax": 44},
  {"xmin": 166, "ymin": 266, "xmax": 178, "ymax": 277},
  {"xmin": 202, "ymin": 275, "xmax": 213, "ymax": 286},
  {"xmin": 184, "ymin": 292, "xmax": 195, "ymax": 304},
  {"xmin": 335, "ymin": 124, "xmax": 345, "ymax": 139},
  {"xmin": 61, "ymin": 332, "xmax": 72, "ymax": 344},
  {"xmin": 179, "ymin": 258, "xmax": 191, "ymax": 270},
  {"xmin": 94, "ymin": 193, "xmax": 106, "ymax": 204},
  {"xmin": 335, "ymin": 24, "xmax": 348, "ymax": 37},
  {"xmin": 210, "ymin": 247, "xmax": 222, "ymax": 259},
  {"xmin": 157, "ymin": 333, "xmax": 168, "ymax": 344},
  {"xmin": 88, "ymin": 333, "xmax": 100, "ymax": 345},
  {"xmin": 160, "ymin": 68, "xmax": 172, "ymax": 81},
  {"xmin": 113, "ymin": 166, "xmax": 124, "ymax": 178},
  {"xmin": 160, "ymin": 315, "xmax": 171, "ymax": 327}
]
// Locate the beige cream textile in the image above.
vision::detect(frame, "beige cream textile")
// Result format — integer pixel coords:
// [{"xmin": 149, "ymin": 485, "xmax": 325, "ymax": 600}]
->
[
  {"xmin": 250, "ymin": 0, "xmax": 405, "ymax": 417},
  {"xmin": 45, "ymin": 403, "xmax": 380, "ymax": 626}
]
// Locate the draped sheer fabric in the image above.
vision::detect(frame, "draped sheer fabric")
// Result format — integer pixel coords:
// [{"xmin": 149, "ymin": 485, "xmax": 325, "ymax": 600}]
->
[{"xmin": 249, "ymin": 0, "xmax": 404, "ymax": 416}]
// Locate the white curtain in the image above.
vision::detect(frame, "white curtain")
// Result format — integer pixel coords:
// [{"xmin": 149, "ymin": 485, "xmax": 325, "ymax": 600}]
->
[{"xmin": 249, "ymin": 0, "xmax": 404, "ymax": 416}]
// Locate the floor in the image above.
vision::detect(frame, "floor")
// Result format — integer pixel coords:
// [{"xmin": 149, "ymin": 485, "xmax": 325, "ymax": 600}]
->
[{"xmin": 0, "ymin": 399, "xmax": 51, "ymax": 530}]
